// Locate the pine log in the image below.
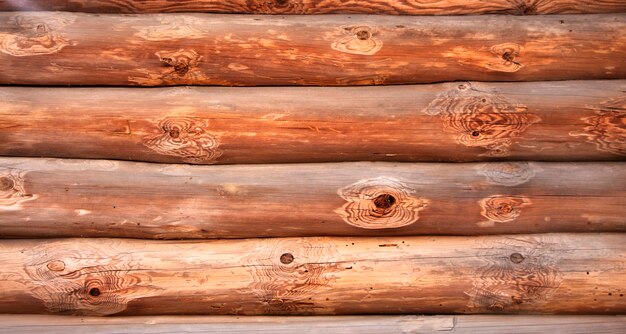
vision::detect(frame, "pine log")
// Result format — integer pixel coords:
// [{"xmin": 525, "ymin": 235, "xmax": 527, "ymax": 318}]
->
[
  {"xmin": 0, "ymin": 13, "xmax": 624, "ymax": 86},
  {"xmin": 0, "ymin": 158, "xmax": 624, "ymax": 239},
  {"xmin": 1, "ymin": 315, "xmax": 625, "ymax": 334},
  {"xmin": 2, "ymin": 0, "xmax": 626, "ymax": 15},
  {"xmin": 1, "ymin": 81, "xmax": 625, "ymax": 164},
  {"xmin": 0, "ymin": 234, "xmax": 624, "ymax": 315}
]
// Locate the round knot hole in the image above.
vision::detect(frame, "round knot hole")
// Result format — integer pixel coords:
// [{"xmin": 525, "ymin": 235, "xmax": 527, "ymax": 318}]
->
[
  {"xmin": 510, "ymin": 253, "xmax": 525, "ymax": 264},
  {"xmin": 88, "ymin": 287, "xmax": 101, "ymax": 297},
  {"xmin": 46, "ymin": 260, "xmax": 65, "ymax": 272},
  {"xmin": 169, "ymin": 129, "xmax": 180, "ymax": 138},
  {"xmin": 373, "ymin": 193, "xmax": 396, "ymax": 210},
  {"xmin": 471, "ymin": 131, "xmax": 481, "ymax": 137},
  {"xmin": 280, "ymin": 252, "xmax": 294, "ymax": 264},
  {"xmin": 275, "ymin": 0, "xmax": 288, "ymax": 5},
  {"xmin": 502, "ymin": 51, "xmax": 516, "ymax": 62},
  {"xmin": 0, "ymin": 177, "xmax": 14, "ymax": 191},
  {"xmin": 356, "ymin": 30, "xmax": 371, "ymax": 40}
]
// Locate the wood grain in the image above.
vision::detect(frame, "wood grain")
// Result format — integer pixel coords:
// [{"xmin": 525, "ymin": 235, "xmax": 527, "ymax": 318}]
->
[
  {"xmin": 0, "ymin": 12, "xmax": 623, "ymax": 86},
  {"xmin": 1, "ymin": 0, "xmax": 625, "ymax": 15},
  {"xmin": 1, "ymin": 81, "xmax": 624, "ymax": 164},
  {"xmin": 0, "ymin": 158, "xmax": 624, "ymax": 239},
  {"xmin": 1, "ymin": 315, "xmax": 625, "ymax": 334},
  {"xmin": 0, "ymin": 234, "xmax": 624, "ymax": 315}
]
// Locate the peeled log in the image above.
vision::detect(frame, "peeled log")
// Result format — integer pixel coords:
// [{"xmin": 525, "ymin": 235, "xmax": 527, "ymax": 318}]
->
[
  {"xmin": 2, "ymin": 0, "xmax": 626, "ymax": 15},
  {"xmin": 0, "ymin": 158, "xmax": 624, "ymax": 239},
  {"xmin": 0, "ymin": 13, "xmax": 624, "ymax": 86},
  {"xmin": 0, "ymin": 234, "xmax": 624, "ymax": 315},
  {"xmin": 1, "ymin": 81, "xmax": 625, "ymax": 164},
  {"xmin": 1, "ymin": 315, "xmax": 625, "ymax": 334}
]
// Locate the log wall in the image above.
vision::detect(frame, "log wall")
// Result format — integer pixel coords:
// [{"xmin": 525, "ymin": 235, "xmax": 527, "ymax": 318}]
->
[
  {"xmin": 0, "ymin": 158, "xmax": 624, "ymax": 238},
  {"xmin": 0, "ymin": 234, "xmax": 623, "ymax": 316},
  {"xmin": 1, "ymin": 81, "xmax": 624, "ymax": 164},
  {"xmin": 0, "ymin": 13, "xmax": 624, "ymax": 86}
]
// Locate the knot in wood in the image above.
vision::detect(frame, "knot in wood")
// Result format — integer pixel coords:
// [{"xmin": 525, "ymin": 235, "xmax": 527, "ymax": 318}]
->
[
  {"xmin": 248, "ymin": 0, "xmax": 304, "ymax": 13},
  {"xmin": 155, "ymin": 49, "xmax": 202, "ymax": 77},
  {"xmin": 280, "ymin": 252, "xmax": 294, "ymax": 264},
  {"xmin": 0, "ymin": 169, "xmax": 36, "ymax": 207},
  {"xmin": 0, "ymin": 177, "xmax": 14, "ymax": 191},
  {"xmin": 331, "ymin": 25, "xmax": 382, "ymax": 56},
  {"xmin": 510, "ymin": 253, "xmax": 525, "ymax": 264},
  {"xmin": 143, "ymin": 117, "xmax": 222, "ymax": 163},
  {"xmin": 466, "ymin": 236, "xmax": 562, "ymax": 312},
  {"xmin": 569, "ymin": 97, "xmax": 625, "ymax": 156},
  {"xmin": 424, "ymin": 83, "xmax": 540, "ymax": 156},
  {"xmin": 46, "ymin": 260, "xmax": 66, "ymax": 272},
  {"xmin": 0, "ymin": 14, "xmax": 73, "ymax": 57},
  {"xmin": 244, "ymin": 238, "xmax": 339, "ymax": 312},
  {"xmin": 336, "ymin": 177, "xmax": 429, "ymax": 229},
  {"xmin": 477, "ymin": 162, "xmax": 535, "ymax": 186},
  {"xmin": 487, "ymin": 43, "xmax": 524, "ymax": 72},
  {"xmin": 479, "ymin": 195, "xmax": 532, "ymax": 223}
]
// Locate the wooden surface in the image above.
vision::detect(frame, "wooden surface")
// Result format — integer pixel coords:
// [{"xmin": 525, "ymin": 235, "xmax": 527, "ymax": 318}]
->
[
  {"xmin": 0, "ymin": 158, "xmax": 624, "ymax": 238},
  {"xmin": 0, "ymin": 234, "xmax": 624, "ymax": 315},
  {"xmin": 1, "ymin": 81, "xmax": 625, "ymax": 164},
  {"xmin": 0, "ymin": 13, "xmax": 624, "ymax": 86},
  {"xmin": 2, "ymin": 0, "xmax": 626, "ymax": 15},
  {"xmin": 1, "ymin": 315, "xmax": 625, "ymax": 334}
]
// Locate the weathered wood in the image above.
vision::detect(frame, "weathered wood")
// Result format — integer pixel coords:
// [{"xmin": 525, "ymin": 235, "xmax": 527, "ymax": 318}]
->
[
  {"xmin": 1, "ymin": 81, "xmax": 625, "ymax": 164},
  {"xmin": 1, "ymin": 315, "xmax": 625, "ymax": 334},
  {"xmin": 0, "ymin": 13, "xmax": 623, "ymax": 86},
  {"xmin": 2, "ymin": 0, "xmax": 626, "ymax": 15},
  {"xmin": 0, "ymin": 234, "xmax": 624, "ymax": 315},
  {"xmin": 0, "ymin": 158, "xmax": 624, "ymax": 239}
]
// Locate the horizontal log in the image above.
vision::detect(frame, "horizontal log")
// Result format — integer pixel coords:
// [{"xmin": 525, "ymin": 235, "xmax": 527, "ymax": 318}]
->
[
  {"xmin": 1, "ymin": 315, "xmax": 625, "ymax": 334},
  {"xmin": 0, "ymin": 234, "xmax": 624, "ymax": 315},
  {"xmin": 2, "ymin": 0, "xmax": 626, "ymax": 15},
  {"xmin": 0, "ymin": 13, "xmax": 623, "ymax": 86},
  {"xmin": 0, "ymin": 158, "xmax": 624, "ymax": 239},
  {"xmin": 1, "ymin": 81, "xmax": 625, "ymax": 163}
]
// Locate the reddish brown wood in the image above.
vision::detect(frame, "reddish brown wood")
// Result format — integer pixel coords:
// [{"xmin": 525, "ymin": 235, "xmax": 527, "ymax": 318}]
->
[
  {"xmin": 0, "ymin": 13, "xmax": 624, "ymax": 86},
  {"xmin": 1, "ymin": 81, "xmax": 624, "ymax": 164},
  {"xmin": 0, "ymin": 234, "xmax": 623, "ymax": 315},
  {"xmin": 1, "ymin": 0, "xmax": 625, "ymax": 15},
  {"xmin": 0, "ymin": 158, "xmax": 624, "ymax": 239}
]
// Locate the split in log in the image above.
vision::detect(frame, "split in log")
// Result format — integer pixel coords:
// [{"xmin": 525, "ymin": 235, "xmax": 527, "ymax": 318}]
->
[
  {"xmin": 0, "ymin": 13, "xmax": 624, "ymax": 86},
  {"xmin": 2, "ymin": 0, "xmax": 626, "ymax": 15},
  {"xmin": 0, "ymin": 158, "xmax": 624, "ymax": 239},
  {"xmin": 0, "ymin": 234, "xmax": 624, "ymax": 315},
  {"xmin": 1, "ymin": 81, "xmax": 625, "ymax": 164},
  {"xmin": 1, "ymin": 315, "xmax": 625, "ymax": 334}
]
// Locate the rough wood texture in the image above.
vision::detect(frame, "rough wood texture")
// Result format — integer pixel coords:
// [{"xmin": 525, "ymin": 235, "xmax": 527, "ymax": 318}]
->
[
  {"xmin": 2, "ymin": 0, "xmax": 626, "ymax": 15},
  {"xmin": 1, "ymin": 315, "xmax": 625, "ymax": 334},
  {"xmin": 0, "ymin": 234, "xmax": 624, "ymax": 315},
  {"xmin": 0, "ymin": 158, "xmax": 624, "ymax": 239},
  {"xmin": 1, "ymin": 81, "xmax": 625, "ymax": 164},
  {"xmin": 0, "ymin": 13, "xmax": 623, "ymax": 86}
]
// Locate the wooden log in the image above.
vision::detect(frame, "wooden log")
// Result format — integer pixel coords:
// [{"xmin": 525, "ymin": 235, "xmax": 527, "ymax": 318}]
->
[
  {"xmin": 1, "ymin": 81, "xmax": 625, "ymax": 164},
  {"xmin": 1, "ymin": 315, "xmax": 625, "ymax": 334},
  {"xmin": 0, "ymin": 13, "xmax": 623, "ymax": 86},
  {"xmin": 0, "ymin": 234, "xmax": 624, "ymax": 315},
  {"xmin": 0, "ymin": 158, "xmax": 624, "ymax": 239},
  {"xmin": 2, "ymin": 0, "xmax": 626, "ymax": 15}
]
